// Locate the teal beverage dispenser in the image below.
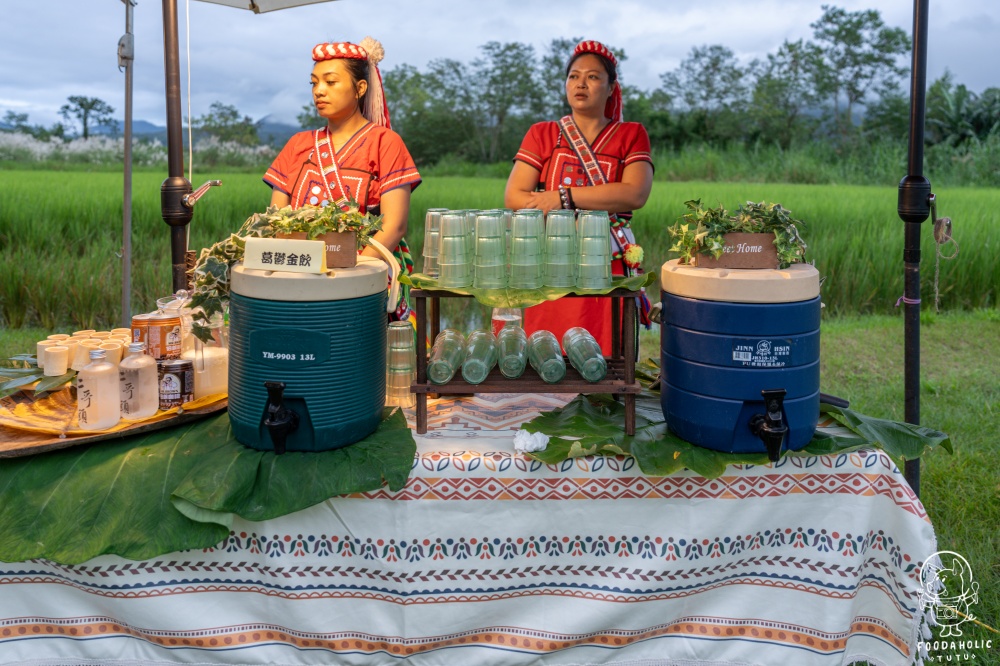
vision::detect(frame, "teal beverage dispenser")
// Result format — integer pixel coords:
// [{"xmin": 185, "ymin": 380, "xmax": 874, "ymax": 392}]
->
[
  {"xmin": 228, "ymin": 243, "xmax": 400, "ymax": 454},
  {"xmin": 659, "ymin": 260, "xmax": 821, "ymax": 462}
]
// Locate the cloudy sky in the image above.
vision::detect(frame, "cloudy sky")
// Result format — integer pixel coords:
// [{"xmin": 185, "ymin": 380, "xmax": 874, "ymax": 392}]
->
[{"xmin": 1, "ymin": 0, "xmax": 995, "ymax": 129}]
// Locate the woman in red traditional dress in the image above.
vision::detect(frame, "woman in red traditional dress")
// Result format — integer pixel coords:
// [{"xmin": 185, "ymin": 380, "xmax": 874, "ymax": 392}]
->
[
  {"xmin": 504, "ymin": 40, "xmax": 653, "ymax": 354},
  {"xmin": 264, "ymin": 37, "xmax": 421, "ymax": 320}
]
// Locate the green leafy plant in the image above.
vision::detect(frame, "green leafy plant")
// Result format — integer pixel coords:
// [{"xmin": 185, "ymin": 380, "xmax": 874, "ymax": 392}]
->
[
  {"xmin": 187, "ymin": 202, "xmax": 383, "ymax": 342},
  {"xmin": 668, "ymin": 198, "xmax": 808, "ymax": 268}
]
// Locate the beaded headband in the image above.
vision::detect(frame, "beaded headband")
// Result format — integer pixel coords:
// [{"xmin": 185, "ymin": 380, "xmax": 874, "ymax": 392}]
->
[{"xmin": 311, "ymin": 37, "xmax": 390, "ymax": 129}]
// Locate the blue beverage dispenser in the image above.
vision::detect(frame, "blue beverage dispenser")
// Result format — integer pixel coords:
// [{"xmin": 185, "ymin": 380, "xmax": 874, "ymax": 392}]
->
[{"xmin": 659, "ymin": 260, "xmax": 821, "ymax": 461}]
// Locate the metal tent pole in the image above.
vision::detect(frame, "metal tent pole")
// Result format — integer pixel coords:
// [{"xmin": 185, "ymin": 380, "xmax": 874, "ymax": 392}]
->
[
  {"xmin": 119, "ymin": 0, "xmax": 137, "ymax": 326},
  {"xmin": 161, "ymin": 0, "xmax": 193, "ymax": 294},
  {"xmin": 896, "ymin": 0, "xmax": 931, "ymax": 497}
]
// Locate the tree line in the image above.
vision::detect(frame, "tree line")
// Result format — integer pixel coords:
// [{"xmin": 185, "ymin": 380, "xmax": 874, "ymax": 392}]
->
[
  {"xmin": 4, "ymin": 4, "xmax": 998, "ymax": 169},
  {"xmin": 374, "ymin": 4, "xmax": 1000, "ymax": 166}
]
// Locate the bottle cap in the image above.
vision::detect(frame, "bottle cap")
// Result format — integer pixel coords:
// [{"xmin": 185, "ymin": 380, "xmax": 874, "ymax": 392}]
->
[
  {"xmin": 128, "ymin": 342, "xmax": 146, "ymax": 353},
  {"xmin": 89, "ymin": 349, "xmax": 107, "ymax": 361}
]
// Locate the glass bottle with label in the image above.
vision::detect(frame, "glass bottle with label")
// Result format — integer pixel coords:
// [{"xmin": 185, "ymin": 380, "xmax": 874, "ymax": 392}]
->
[
  {"xmin": 527, "ymin": 330, "xmax": 566, "ymax": 384},
  {"xmin": 119, "ymin": 343, "xmax": 159, "ymax": 419},
  {"xmin": 77, "ymin": 349, "xmax": 121, "ymax": 431}
]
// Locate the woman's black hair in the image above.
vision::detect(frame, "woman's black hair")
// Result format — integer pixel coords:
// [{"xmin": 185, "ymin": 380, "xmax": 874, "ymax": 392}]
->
[
  {"xmin": 341, "ymin": 58, "xmax": 370, "ymax": 99},
  {"xmin": 565, "ymin": 51, "xmax": 617, "ymax": 84}
]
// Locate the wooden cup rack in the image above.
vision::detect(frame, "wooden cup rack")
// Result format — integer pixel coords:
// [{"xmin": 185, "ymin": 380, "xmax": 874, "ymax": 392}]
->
[{"xmin": 410, "ymin": 288, "xmax": 641, "ymax": 435}]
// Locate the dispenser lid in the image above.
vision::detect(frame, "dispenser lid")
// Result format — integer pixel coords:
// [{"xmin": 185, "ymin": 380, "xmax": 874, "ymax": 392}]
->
[
  {"xmin": 232, "ymin": 255, "xmax": 388, "ymax": 302},
  {"xmin": 660, "ymin": 259, "xmax": 820, "ymax": 303}
]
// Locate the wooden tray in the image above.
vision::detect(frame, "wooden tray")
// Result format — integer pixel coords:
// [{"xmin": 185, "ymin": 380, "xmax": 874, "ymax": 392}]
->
[{"xmin": 0, "ymin": 388, "xmax": 228, "ymax": 459}]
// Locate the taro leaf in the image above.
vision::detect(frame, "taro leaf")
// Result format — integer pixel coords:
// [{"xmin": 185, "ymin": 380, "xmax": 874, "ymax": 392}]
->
[
  {"xmin": 171, "ymin": 407, "xmax": 415, "ymax": 524},
  {"xmin": 0, "ymin": 417, "xmax": 231, "ymax": 564},
  {"xmin": 826, "ymin": 405, "xmax": 953, "ymax": 466},
  {"xmin": 799, "ymin": 429, "xmax": 869, "ymax": 457},
  {"xmin": 401, "ymin": 273, "xmax": 656, "ymax": 309},
  {"xmin": 521, "ymin": 394, "xmax": 636, "ymax": 463},
  {"xmin": 0, "ymin": 409, "xmax": 416, "ymax": 565}
]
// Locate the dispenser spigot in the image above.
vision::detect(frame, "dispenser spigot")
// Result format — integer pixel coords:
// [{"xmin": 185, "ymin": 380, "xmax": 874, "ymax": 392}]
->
[
  {"xmin": 749, "ymin": 388, "xmax": 789, "ymax": 463},
  {"xmin": 263, "ymin": 381, "xmax": 299, "ymax": 455}
]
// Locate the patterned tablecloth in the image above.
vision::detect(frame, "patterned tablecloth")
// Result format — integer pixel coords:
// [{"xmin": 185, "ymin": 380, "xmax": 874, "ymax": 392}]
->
[{"xmin": 0, "ymin": 393, "xmax": 936, "ymax": 666}]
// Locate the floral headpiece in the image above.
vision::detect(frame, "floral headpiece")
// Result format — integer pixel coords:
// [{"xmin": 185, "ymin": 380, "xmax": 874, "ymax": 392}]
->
[
  {"xmin": 312, "ymin": 36, "xmax": 391, "ymax": 129},
  {"xmin": 572, "ymin": 40, "xmax": 623, "ymax": 123}
]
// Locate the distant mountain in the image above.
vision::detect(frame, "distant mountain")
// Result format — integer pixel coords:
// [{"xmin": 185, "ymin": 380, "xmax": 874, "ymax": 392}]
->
[{"xmin": 93, "ymin": 116, "xmax": 303, "ymax": 148}]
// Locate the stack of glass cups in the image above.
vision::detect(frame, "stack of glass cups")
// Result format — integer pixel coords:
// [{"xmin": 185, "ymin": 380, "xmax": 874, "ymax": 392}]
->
[
  {"xmin": 427, "ymin": 329, "xmax": 466, "ymax": 385},
  {"xmin": 500, "ymin": 208, "xmax": 514, "ymax": 268},
  {"xmin": 543, "ymin": 209, "xmax": 578, "ymax": 287},
  {"xmin": 464, "ymin": 210, "xmax": 479, "ymax": 259},
  {"xmin": 461, "ymin": 330, "xmax": 498, "ymax": 384},
  {"xmin": 497, "ymin": 325, "xmax": 528, "ymax": 379},
  {"xmin": 473, "ymin": 211, "xmax": 507, "ymax": 289},
  {"xmin": 421, "ymin": 208, "xmax": 447, "ymax": 278},
  {"xmin": 385, "ymin": 321, "xmax": 416, "ymax": 407},
  {"xmin": 508, "ymin": 209, "xmax": 545, "ymax": 289},
  {"xmin": 437, "ymin": 212, "xmax": 473, "ymax": 288},
  {"xmin": 576, "ymin": 210, "xmax": 613, "ymax": 290},
  {"xmin": 527, "ymin": 330, "xmax": 566, "ymax": 383},
  {"xmin": 563, "ymin": 327, "xmax": 607, "ymax": 382}
]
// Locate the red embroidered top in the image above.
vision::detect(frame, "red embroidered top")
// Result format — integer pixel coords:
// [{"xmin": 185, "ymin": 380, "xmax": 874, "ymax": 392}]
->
[
  {"xmin": 513, "ymin": 120, "xmax": 652, "ymax": 221},
  {"xmin": 513, "ymin": 120, "xmax": 653, "ymax": 354},
  {"xmin": 264, "ymin": 123, "xmax": 421, "ymax": 214}
]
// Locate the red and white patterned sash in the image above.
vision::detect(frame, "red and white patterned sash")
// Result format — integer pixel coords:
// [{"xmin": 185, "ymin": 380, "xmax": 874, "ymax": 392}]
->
[
  {"xmin": 310, "ymin": 127, "xmax": 350, "ymax": 210},
  {"xmin": 558, "ymin": 116, "xmax": 635, "ymax": 274}
]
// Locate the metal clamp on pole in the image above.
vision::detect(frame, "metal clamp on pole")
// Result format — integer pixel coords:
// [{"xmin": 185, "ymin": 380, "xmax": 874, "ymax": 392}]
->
[{"xmin": 183, "ymin": 180, "xmax": 222, "ymax": 208}]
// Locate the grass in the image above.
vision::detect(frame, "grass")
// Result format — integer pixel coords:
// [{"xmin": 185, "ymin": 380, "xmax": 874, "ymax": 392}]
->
[{"xmin": 1, "ymin": 171, "xmax": 995, "ymax": 330}]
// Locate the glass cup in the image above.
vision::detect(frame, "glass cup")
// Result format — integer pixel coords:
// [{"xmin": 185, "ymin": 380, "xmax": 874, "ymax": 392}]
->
[
  {"xmin": 461, "ymin": 330, "xmax": 498, "ymax": 385},
  {"xmin": 473, "ymin": 212, "xmax": 507, "ymax": 289},
  {"xmin": 576, "ymin": 210, "xmax": 611, "ymax": 238},
  {"xmin": 385, "ymin": 321, "xmax": 416, "ymax": 408},
  {"xmin": 437, "ymin": 212, "xmax": 473, "ymax": 288},
  {"xmin": 427, "ymin": 329, "xmax": 466, "ymax": 385},
  {"xmin": 563, "ymin": 327, "xmax": 607, "ymax": 382},
  {"xmin": 509, "ymin": 209, "xmax": 545, "ymax": 289},
  {"xmin": 527, "ymin": 330, "xmax": 566, "ymax": 384},
  {"xmin": 421, "ymin": 208, "xmax": 447, "ymax": 278},
  {"xmin": 497, "ymin": 326, "xmax": 528, "ymax": 379},
  {"xmin": 544, "ymin": 209, "xmax": 578, "ymax": 287}
]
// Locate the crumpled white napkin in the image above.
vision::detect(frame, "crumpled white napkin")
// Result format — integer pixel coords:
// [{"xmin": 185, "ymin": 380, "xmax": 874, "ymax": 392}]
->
[{"xmin": 513, "ymin": 429, "xmax": 549, "ymax": 453}]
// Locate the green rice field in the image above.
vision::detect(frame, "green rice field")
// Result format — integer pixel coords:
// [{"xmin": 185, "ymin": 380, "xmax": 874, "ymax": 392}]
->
[{"xmin": 0, "ymin": 169, "xmax": 996, "ymax": 330}]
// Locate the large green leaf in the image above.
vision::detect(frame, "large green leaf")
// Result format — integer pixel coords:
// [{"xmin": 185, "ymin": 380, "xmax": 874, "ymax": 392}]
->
[
  {"xmin": 171, "ymin": 407, "xmax": 415, "ymax": 524},
  {"xmin": 0, "ymin": 409, "xmax": 416, "ymax": 565},
  {"xmin": 520, "ymin": 390, "xmax": 951, "ymax": 479},
  {"xmin": 400, "ymin": 273, "xmax": 656, "ymax": 308},
  {"xmin": 825, "ymin": 405, "xmax": 953, "ymax": 467}
]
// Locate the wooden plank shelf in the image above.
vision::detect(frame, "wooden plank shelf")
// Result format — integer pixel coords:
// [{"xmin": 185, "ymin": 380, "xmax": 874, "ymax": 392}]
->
[{"xmin": 410, "ymin": 288, "xmax": 640, "ymax": 436}]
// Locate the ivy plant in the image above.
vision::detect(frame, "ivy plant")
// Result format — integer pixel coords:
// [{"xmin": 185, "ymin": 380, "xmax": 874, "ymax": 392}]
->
[
  {"xmin": 187, "ymin": 202, "xmax": 382, "ymax": 342},
  {"xmin": 667, "ymin": 198, "xmax": 808, "ymax": 268}
]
